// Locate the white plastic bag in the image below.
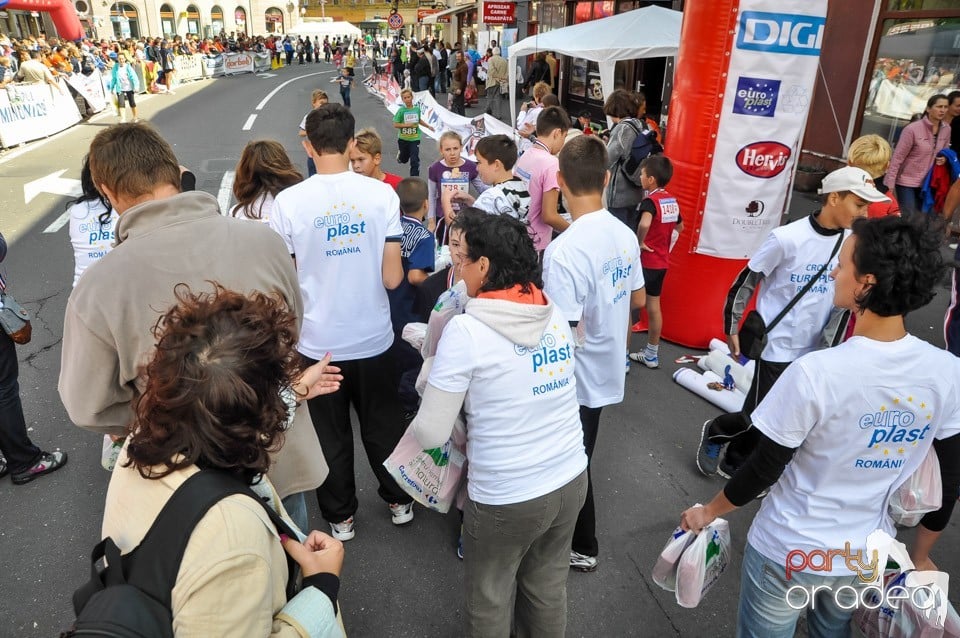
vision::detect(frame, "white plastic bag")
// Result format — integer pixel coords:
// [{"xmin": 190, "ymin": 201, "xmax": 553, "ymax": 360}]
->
[
  {"xmin": 853, "ymin": 530, "xmax": 951, "ymax": 638},
  {"xmin": 383, "ymin": 420, "xmax": 467, "ymax": 513},
  {"xmin": 889, "ymin": 446, "xmax": 942, "ymax": 527},
  {"xmin": 675, "ymin": 518, "xmax": 730, "ymax": 608},
  {"xmin": 652, "ymin": 526, "xmax": 696, "ymax": 592}
]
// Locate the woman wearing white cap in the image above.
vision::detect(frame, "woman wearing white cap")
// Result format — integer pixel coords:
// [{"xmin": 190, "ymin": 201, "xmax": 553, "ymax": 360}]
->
[{"xmin": 696, "ymin": 167, "xmax": 890, "ymax": 480}]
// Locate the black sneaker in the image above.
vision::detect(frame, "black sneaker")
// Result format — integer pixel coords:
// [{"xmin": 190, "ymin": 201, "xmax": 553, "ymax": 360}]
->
[
  {"xmin": 11, "ymin": 450, "xmax": 68, "ymax": 485},
  {"xmin": 0, "ymin": 456, "xmax": 7, "ymax": 479}
]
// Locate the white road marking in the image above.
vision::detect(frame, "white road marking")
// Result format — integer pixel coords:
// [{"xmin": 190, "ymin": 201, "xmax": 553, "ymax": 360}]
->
[
  {"xmin": 242, "ymin": 114, "xmax": 258, "ymax": 130},
  {"xmin": 218, "ymin": 170, "xmax": 236, "ymax": 214},
  {"xmin": 42, "ymin": 211, "xmax": 72, "ymax": 234},
  {"xmin": 254, "ymin": 70, "xmax": 334, "ymax": 111}
]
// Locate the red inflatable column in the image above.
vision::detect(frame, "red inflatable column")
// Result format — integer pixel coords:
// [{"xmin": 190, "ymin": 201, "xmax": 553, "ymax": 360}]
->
[
  {"xmin": 659, "ymin": 1, "xmax": 745, "ymax": 349},
  {"xmin": 6, "ymin": 0, "xmax": 85, "ymax": 41}
]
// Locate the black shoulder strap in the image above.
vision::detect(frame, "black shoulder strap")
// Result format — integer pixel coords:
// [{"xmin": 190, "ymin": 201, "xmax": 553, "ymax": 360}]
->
[
  {"xmin": 123, "ymin": 471, "xmax": 297, "ymax": 609},
  {"xmin": 766, "ymin": 230, "xmax": 844, "ymax": 334}
]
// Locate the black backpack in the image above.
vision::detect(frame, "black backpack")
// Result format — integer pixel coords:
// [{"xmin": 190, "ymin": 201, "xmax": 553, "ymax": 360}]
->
[
  {"xmin": 62, "ymin": 471, "xmax": 297, "ymax": 638},
  {"xmin": 619, "ymin": 118, "xmax": 664, "ymax": 187}
]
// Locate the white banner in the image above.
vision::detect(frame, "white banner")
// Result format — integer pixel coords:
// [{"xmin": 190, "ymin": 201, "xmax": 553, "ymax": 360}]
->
[
  {"xmin": 375, "ymin": 77, "xmax": 515, "ymax": 160},
  {"xmin": 224, "ymin": 52, "xmax": 255, "ymax": 75},
  {"xmin": 174, "ymin": 53, "xmax": 205, "ymax": 82},
  {"xmin": 696, "ymin": 0, "xmax": 827, "ymax": 259},
  {"xmin": 0, "ymin": 78, "xmax": 81, "ymax": 148},
  {"xmin": 253, "ymin": 51, "xmax": 272, "ymax": 73},
  {"xmin": 202, "ymin": 54, "xmax": 225, "ymax": 77},
  {"xmin": 65, "ymin": 70, "xmax": 107, "ymax": 114}
]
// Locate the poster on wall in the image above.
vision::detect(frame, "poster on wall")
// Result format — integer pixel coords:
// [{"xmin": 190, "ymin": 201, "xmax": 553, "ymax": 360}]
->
[
  {"xmin": 695, "ymin": 0, "xmax": 828, "ymax": 259},
  {"xmin": 587, "ymin": 71, "xmax": 603, "ymax": 101},
  {"xmin": 569, "ymin": 58, "xmax": 587, "ymax": 97},
  {"xmin": 499, "ymin": 28, "xmax": 517, "ymax": 52}
]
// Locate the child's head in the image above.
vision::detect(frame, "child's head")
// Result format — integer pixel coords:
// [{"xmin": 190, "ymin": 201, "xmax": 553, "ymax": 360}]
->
[
  {"xmin": 603, "ymin": 89, "xmax": 640, "ymax": 120},
  {"xmin": 397, "ymin": 177, "xmax": 429, "ymax": 218},
  {"xmin": 558, "ymin": 135, "xmax": 608, "ymax": 197},
  {"xmin": 639, "ymin": 155, "xmax": 673, "ymax": 190},
  {"xmin": 311, "ymin": 89, "xmax": 328, "ymax": 108},
  {"xmin": 474, "ymin": 135, "xmax": 517, "ymax": 184},
  {"xmin": 350, "ymin": 127, "xmax": 383, "ymax": 177},
  {"xmin": 439, "ymin": 130, "xmax": 463, "ymax": 165},
  {"xmin": 532, "ymin": 81, "xmax": 550, "ymax": 104},
  {"xmin": 540, "ymin": 94, "xmax": 560, "ymax": 108},
  {"xmin": 535, "ymin": 106, "xmax": 571, "ymax": 154},
  {"xmin": 847, "ymin": 134, "xmax": 892, "ymax": 180},
  {"xmin": 400, "ymin": 88, "xmax": 414, "ymax": 107},
  {"xmin": 340, "ymin": 67, "xmax": 350, "ymax": 76},
  {"xmin": 817, "ymin": 166, "xmax": 888, "ymax": 228},
  {"xmin": 577, "ymin": 111, "xmax": 592, "ymax": 128},
  {"xmin": 304, "ymin": 103, "xmax": 354, "ymax": 157}
]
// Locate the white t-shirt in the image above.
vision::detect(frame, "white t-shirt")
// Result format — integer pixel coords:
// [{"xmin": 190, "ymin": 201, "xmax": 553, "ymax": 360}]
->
[
  {"xmin": 747, "ymin": 334, "xmax": 960, "ymax": 576},
  {"xmin": 231, "ymin": 193, "xmax": 274, "ymax": 223},
  {"xmin": 747, "ymin": 216, "xmax": 845, "ymax": 362},
  {"xmin": 68, "ymin": 199, "xmax": 119, "ymax": 288},
  {"xmin": 472, "ymin": 178, "xmax": 531, "ymax": 221},
  {"xmin": 429, "ymin": 306, "xmax": 588, "ymax": 505},
  {"xmin": 270, "ymin": 171, "xmax": 402, "ymax": 360},
  {"xmin": 543, "ymin": 210, "xmax": 644, "ymax": 408}
]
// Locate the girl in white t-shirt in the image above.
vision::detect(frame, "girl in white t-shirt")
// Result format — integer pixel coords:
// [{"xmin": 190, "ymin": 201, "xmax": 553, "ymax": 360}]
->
[
  {"xmin": 680, "ymin": 216, "xmax": 960, "ymax": 638},
  {"xmin": 231, "ymin": 140, "xmax": 304, "ymax": 223},
  {"xmin": 410, "ymin": 213, "xmax": 587, "ymax": 637},
  {"xmin": 68, "ymin": 156, "xmax": 118, "ymax": 288}
]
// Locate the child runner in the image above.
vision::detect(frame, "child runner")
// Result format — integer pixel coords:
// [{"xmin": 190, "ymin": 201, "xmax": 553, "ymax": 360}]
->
[
  {"xmin": 513, "ymin": 106, "xmax": 571, "ymax": 255},
  {"xmin": 426, "ymin": 130, "xmax": 483, "ymax": 239},
  {"xmin": 441, "ymin": 134, "xmax": 530, "ymax": 222},
  {"xmin": 351, "ymin": 127, "xmax": 403, "ymax": 190},
  {"xmin": 543, "ymin": 135, "xmax": 645, "ymax": 573},
  {"xmin": 269, "ymin": 104, "xmax": 414, "ymax": 541},
  {"xmin": 628, "ymin": 155, "xmax": 683, "ymax": 369},
  {"xmin": 388, "ymin": 178, "xmax": 435, "ymax": 418},
  {"xmin": 394, "ymin": 88, "xmax": 434, "ymax": 178},
  {"xmin": 332, "ymin": 67, "xmax": 354, "ymax": 108},
  {"xmin": 848, "ymin": 134, "xmax": 900, "ymax": 218},
  {"xmin": 298, "ymin": 89, "xmax": 328, "ymax": 177}
]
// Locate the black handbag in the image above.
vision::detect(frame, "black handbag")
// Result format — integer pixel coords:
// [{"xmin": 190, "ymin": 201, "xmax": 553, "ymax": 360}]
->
[{"xmin": 738, "ymin": 232, "xmax": 843, "ymax": 360}]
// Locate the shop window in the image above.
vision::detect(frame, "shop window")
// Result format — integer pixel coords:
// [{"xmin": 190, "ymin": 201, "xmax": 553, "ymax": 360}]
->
[
  {"xmin": 861, "ymin": 17, "xmax": 960, "ymax": 145},
  {"xmin": 888, "ymin": 0, "xmax": 959, "ymax": 9}
]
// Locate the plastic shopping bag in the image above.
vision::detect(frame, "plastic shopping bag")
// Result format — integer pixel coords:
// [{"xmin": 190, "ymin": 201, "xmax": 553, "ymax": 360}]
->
[
  {"xmin": 652, "ymin": 525, "xmax": 696, "ymax": 592},
  {"xmin": 853, "ymin": 530, "xmax": 951, "ymax": 638},
  {"xmin": 889, "ymin": 446, "xmax": 942, "ymax": 527},
  {"xmin": 675, "ymin": 518, "xmax": 730, "ymax": 608},
  {"xmin": 421, "ymin": 280, "xmax": 469, "ymax": 360},
  {"xmin": 383, "ymin": 419, "xmax": 466, "ymax": 514}
]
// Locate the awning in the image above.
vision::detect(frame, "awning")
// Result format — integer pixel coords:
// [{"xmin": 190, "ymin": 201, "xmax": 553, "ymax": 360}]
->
[{"xmin": 421, "ymin": 3, "xmax": 473, "ymax": 24}]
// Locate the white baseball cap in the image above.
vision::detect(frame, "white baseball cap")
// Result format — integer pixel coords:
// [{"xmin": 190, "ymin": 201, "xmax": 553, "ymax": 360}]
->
[{"xmin": 818, "ymin": 166, "xmax": 888, "ymax": 202}]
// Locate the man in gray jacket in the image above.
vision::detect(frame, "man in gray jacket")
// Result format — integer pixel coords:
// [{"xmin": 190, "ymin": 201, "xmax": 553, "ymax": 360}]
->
[
  {"xmin": 485, "ymin": 47, "xmax": 509, "ymax": 122},
  {"xmin": 58, "ymin": 123, "xmax": 325, "ymax": 520}
]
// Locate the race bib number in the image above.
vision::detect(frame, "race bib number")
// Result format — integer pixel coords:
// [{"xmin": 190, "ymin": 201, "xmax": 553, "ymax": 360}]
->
[
  {"xmin": 403, "ymin": 111, "xmax": 419, "ymax": 124},
  {"xmin": 660, "ymin": 198, "xmax": 680, "ymax": 223}
]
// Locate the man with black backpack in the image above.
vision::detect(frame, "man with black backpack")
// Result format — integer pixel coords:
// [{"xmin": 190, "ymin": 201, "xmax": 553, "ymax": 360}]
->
[{"xmin": 695, "ymin": 167, "xmax": 888, "ymax": 480}]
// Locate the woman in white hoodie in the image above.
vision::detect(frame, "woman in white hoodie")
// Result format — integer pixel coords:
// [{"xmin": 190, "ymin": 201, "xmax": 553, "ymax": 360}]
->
[{"xmin": 411, "ymin": 213, "xmax": 588, "ymax": 638}]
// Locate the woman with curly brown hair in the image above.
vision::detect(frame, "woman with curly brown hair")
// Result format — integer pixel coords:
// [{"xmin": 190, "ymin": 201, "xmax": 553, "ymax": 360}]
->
[
  {"xmin": 231, "ymin": 140, "xmax": 304, "ymax": 223},
  {"xmin": 102, "ymin": 285, "xmax": 346, "ymax": 637}
]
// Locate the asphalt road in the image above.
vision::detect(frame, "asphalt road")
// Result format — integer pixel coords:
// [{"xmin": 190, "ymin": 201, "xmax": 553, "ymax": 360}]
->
[{"xmin": 1, "ymin": 63, "xmax": 959, "ymax": 638}]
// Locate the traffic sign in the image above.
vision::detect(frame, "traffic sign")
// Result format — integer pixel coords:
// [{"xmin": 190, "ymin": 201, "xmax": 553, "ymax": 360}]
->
[{"xmin": 388, "ymin": 12, "xmax": 403, "ymax": 29}]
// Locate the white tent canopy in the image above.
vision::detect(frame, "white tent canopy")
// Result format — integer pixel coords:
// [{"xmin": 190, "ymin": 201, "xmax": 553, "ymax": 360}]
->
[
  {"xmin": 507, "ymin": 5, "xmax": 682, "ymax": 124},
  {"xmin": 288, "ymin": 20, "xmax": 362, "ymax": 39}
]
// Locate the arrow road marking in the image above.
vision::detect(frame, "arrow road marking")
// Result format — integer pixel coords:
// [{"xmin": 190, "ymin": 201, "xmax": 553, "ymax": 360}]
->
[
  {"xmin": 25, "ymin": 169, "xmax": 83, "ymax": 205},
  {"xmin": 242, "ymin": 114, "xmax": 258, "ymax": 131}
]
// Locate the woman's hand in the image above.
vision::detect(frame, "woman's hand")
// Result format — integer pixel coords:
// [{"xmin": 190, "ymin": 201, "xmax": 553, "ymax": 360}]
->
[
  {"xmin": 281, "ymin": 531, "xmax": 345, "ymax": 577},
  {"xmin": 294, "ymin": 353, "xmax": 343, "ymax": 399},
  {"xmin": 680, "ymin": 504, "xmax": 716, "ymax": 533}
]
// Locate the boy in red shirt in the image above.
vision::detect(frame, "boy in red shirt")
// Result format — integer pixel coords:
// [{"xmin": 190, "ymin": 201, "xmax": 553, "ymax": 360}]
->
[
  {"xmin": 629, "ymin": 155, "xmax": 683, "ymax": 369},
  {"xmin": 350, "ymin": 127, "xmax": 403, "ymax": 190}
]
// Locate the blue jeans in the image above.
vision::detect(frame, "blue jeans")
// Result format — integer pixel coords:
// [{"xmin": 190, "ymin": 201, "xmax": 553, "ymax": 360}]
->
[
  {"xmin": 340, "ymin": 87, "xmax": 351, "ymax": 108},
  {"xmin": 738, "ymin": 542, "xmax": 860, "ymax": 638},
  {"xmin": 418, "ymin": 75, "xmax": 429, "ymax": 91},
  {"xmin": 895, "ymin": 185, "xmax": 922, "ymax": 216},
  {"xmin": 281, "ymin": 491, "xmax": 309, "ymax": 534}
]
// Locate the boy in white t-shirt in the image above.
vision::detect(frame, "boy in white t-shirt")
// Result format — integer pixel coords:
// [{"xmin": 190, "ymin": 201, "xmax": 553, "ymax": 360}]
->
[
  {"xmin": 543, "ymin": 135, "xmax": 646, "ymax": 572},
  {"xmin": 298, "ymin": 89, "xmax": 328, "ymax": 177},
  {"xmin": 696, "ymin": 167, "xmax": 889, "ymax": 480},
  {"xmin": 442, "ymin": 134, "xmax": 531, "ymax": 222},
  {"xmin": 680, "ymin": 215, "xmax": 960, "ymax": 636},
  {"xmin": 270, "ymin": 104, "xmax": 415, "ymax": 542}
]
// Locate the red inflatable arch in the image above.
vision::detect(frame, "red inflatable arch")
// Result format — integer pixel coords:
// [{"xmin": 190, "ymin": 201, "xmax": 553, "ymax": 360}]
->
[{"xmin": 5, "ymin": 0, "xmax": 85, "ymax": 41}]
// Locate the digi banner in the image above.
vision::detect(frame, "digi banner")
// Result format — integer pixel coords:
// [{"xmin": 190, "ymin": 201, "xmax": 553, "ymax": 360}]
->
[{"xmin": 696, "ymin": 0, "xmax": 828, "ymax": 259}]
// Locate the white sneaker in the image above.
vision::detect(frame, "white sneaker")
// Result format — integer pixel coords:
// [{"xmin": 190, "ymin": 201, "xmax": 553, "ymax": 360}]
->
[
  {"xmin": 389, "ymin": 502, "xmax": 414, "ymax": 525},
  {"xmin": 570, "ymin": 550, "xmax": 598, "ymax": 572},
  {"xmin": 329, "ymin": 516, "xmax": 355, "ymax": 541}
]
